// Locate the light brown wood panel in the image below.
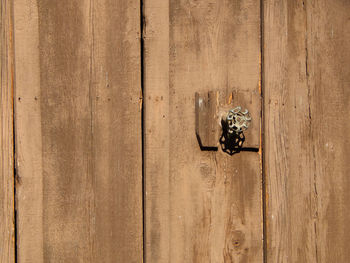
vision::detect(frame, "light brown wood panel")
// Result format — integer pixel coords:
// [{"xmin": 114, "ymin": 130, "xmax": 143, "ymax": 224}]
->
[
  {"xmin": 307, "ymin": 0, "xmax": 350, "ymax": 261},
  {"xmin": 0, "ymin": 0, "xmax": 15, "ymax": 261},
  {"xmin": 14, "ymin": 0, "xmax": 142, "ymax": 262},
  {"xmin": 144, "ymin": 0, "xmax": 263, "ymax": 262},
  {"xmin": 91, "ymin": 0, "xmax": 143, "ymax": 261},
  {"xmin": 264, "ymin": 0, "xmax": 350, "ymax": 262},
  {"xmin": 263, "ymin": 1, "xmax": 316, "ymax": 261}
]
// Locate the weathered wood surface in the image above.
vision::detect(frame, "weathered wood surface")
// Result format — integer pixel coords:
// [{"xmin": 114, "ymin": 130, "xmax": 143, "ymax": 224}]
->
[
  {"xmin": 14, "ymin": 0, "xmax": 142, "ymax": 262},
  {"xmin": 264, "ymin": 0, "xmax": 350, "ymax": 262},
  {"xmin": 144, "ymin": 0, "xmax": 263, "ymax": 262},
  {"xmin": 5, "ymin": 0, "xmax": 349, "ymax": 262},
  {"xmin": 0, "ymin": 0, "xmax": 15, "ymax": 262}
]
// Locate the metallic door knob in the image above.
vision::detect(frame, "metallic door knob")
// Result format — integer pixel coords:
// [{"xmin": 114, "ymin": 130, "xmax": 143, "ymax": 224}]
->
[{"xmin": 223, "ymin": 106, "xmax": 251, "ymax": 136}]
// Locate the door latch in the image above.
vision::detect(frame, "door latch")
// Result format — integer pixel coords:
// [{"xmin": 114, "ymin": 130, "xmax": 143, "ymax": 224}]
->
[{"xmin": 195, "ymin": 90, "xmax": 259, "ymax": 155}]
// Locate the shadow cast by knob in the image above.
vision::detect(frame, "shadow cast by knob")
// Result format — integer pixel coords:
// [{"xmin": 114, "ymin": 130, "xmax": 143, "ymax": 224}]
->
[{"xmin": 220, "ymin": 119, "xmax": 258, "ymax": 155}]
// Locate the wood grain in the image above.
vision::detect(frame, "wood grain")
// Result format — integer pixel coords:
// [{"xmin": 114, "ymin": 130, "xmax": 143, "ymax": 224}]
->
[
  {"xmin": 14, "ymin": 0, "xmax": 142, "ymax": 262},
  {"xmin": 91, "ymin": 0, "xmax": 143, "ymax": 261},
  {"xmin": 144, "ymin": 0, "xmax": 263, "ymax": 262},
  {"xmin": 0, "ymin": 0, "xmax": 15, "ymax": 261},
  {"xmin": 264, "ymin": 0, "xmax": 350, "ymax": 262}
]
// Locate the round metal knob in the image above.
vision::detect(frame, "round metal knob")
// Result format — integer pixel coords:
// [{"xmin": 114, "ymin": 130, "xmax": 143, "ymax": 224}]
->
[{"xmin": 223, "ymin": 106, "xmax": 251, "ymax": 136}]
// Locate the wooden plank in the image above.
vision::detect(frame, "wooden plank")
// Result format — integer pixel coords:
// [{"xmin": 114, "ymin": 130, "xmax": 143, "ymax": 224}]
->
[
  {"xmin": 144, "ymin": 0, "xmax": 263, "ymax": 262},
  {"xmin": 14, "ymin": 1, "xmax": 44, "ymax": 260},
  {"xmin": 91, "ymin": 0, "xmax": 143, "ymax": 261},
  {"xmin": 0, "ymin": 0, "xmax": 15, "ymax": 261},
  {"xmin": 14, "ymin": 0, "xmax": 142, "ymax": 262},
  {"xmin": 264, "ymin": 0, "xmax": 350, "ymax": 261},
  {"xmin": 263, "ymin": 1, "xmax": 316, "ymax": 261},
  {"xmin": 143, "ymin": 1, "xmax": 170, "ymax": 261},
  {"xmin": 307, "ymin": 0, "xmax": 350, "ymax": 261}
]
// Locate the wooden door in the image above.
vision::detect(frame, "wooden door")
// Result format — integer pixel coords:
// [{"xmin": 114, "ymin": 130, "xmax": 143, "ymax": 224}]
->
[
  {"xmin": 143, "ymin": 0, "xmax": 263, "ymax": 262},
  {"xmin": 1, "ymin": 0, "xmax": 349, "ymax": 262}
]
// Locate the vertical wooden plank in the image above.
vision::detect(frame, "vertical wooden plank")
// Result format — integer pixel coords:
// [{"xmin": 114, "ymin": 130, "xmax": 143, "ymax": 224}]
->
[
  {"xmin": 307, "ymin": 0, "xmax": 350, "ymax": 261},
  {"xmin": 14, "ymin": 0, "xmax": 142, "ymax": 262},
  {"xmin": 144, "ymin": 0, "xmax": 263, "ymax": 262},
  {"xmin": 144, "ymin": 1, "xmax": 170, "ymax": 261},
  {"xmin": 0, "ymin": 0, "xmax": 15, "ymax": 261},
  {"xmin": 91, "ymin": 0, "xmax": 143, "ymax": 262},
  {"xmin": 14, "ymin": 1, "xmax": 44, "ymax": 260},
  {"xmin": 263, "ymin": 1, "xmax": 316, "ymax": 262},
  {"xmin": 264, "ymin": 0, "xmax": 350, "ymax": 262}
]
